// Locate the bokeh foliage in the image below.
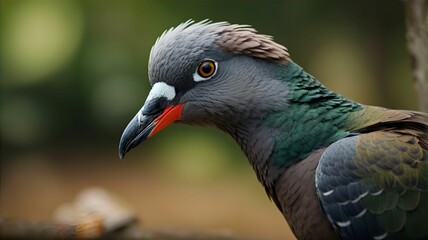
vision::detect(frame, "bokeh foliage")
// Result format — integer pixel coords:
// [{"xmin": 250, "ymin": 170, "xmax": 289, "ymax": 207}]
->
[{"xmin": 0, "ymin": 0, "xmax": 416, "ymax": 155}]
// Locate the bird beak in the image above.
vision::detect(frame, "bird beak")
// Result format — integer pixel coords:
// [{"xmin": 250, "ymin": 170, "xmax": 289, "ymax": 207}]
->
[{"xmin": 118, "ymin": 100, "xmax": 184, "ymax": 159}]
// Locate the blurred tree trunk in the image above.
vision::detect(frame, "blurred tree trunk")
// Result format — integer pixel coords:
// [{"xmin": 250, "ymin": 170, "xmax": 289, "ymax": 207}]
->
[{"xmin": 404, "ymin": 0, "xmax": 428, "ymax": 112}]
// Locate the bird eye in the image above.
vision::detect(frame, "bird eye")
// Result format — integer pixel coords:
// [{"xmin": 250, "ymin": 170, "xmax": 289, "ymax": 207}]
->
[{"xmin": 194, "ymin": 60, "xmax": 217, "ymax": 82}]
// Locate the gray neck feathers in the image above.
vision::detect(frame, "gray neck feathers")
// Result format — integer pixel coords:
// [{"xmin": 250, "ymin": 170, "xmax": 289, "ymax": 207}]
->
[
  {"xmin": 187, "ymin": 57, "xmax": 289, "ymax": 190},
  {"xmin": 218, "ymin": 119, "xmax": 280, "ymax": 193}
]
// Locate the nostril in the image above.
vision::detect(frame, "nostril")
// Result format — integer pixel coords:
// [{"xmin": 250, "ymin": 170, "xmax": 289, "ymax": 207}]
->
[
  {"xmin": 142, "ymin": 107, "xmax": 162, "ymax": 116},
  {"xmin": 141, "ymin": 97, "xmax": 167, "ymax": 116}
]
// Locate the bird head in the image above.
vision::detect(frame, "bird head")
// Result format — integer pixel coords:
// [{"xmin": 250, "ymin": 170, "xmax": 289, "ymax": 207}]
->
[{"xmin": 119, "ymin": 20, "xmax": 291, "ymax": 159}]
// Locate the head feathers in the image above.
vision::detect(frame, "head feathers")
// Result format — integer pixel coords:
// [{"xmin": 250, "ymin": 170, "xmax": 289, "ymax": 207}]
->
[{"xmin": 150, "ymin": 20, "xmax": 291, "ymax": 65}]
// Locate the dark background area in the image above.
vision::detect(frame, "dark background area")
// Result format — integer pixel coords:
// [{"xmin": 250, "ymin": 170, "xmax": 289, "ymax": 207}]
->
[{"xmin": 0, "ymin": 1, "xmax": 417, "ymax": 239}]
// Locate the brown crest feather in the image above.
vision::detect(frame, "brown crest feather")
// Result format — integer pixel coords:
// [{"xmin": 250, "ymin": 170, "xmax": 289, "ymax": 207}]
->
[{"xmin": 216, "ymin": 24, "xmax": 291, "ymax": 64}]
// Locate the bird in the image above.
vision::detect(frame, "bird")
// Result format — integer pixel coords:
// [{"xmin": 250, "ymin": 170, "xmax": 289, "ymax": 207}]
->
[{"xmin": 118, "ymin": 20, "xmax": 428, "ymax": 240}]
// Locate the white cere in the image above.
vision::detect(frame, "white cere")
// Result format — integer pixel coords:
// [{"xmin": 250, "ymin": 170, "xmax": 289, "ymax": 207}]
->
[
  {"xmin": 145, "ymin": 82, "xmax": 176, "ymax": 102},
  {"xmin": 137, "ymin": 82, "xmax": 176, "ymax": 121}
]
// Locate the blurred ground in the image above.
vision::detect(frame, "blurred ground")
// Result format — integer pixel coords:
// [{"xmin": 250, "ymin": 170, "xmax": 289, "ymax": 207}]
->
[{"xmin": 1, "ymin": 138, "xmax": 294, "ymax": 239}]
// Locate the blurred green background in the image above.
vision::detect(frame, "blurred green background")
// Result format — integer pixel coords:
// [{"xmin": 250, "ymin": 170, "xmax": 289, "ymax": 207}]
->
[{"xmin": 0, "ymin": 0, "xmax": 417, "ymax": 239}]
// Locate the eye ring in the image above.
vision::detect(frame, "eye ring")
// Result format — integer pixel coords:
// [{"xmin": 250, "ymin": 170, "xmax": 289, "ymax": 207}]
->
[
  {"xmin": 198, "ymin": 60, "xmax": 216, "ymax": 77},
  {"xmin": 194, "ymin": 59, "xmax": 218, "ymax": 82}
]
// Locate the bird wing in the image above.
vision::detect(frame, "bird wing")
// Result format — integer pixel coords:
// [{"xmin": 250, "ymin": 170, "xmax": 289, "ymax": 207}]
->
[{"xmin": 316, "ymin": 111, "xmax": 428, "ymax": 240}]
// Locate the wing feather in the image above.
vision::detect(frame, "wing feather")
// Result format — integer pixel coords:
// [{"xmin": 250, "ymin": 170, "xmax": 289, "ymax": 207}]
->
[{"xmin": 316, "ymin": 130, "xmax": 428, "ymax": 239}]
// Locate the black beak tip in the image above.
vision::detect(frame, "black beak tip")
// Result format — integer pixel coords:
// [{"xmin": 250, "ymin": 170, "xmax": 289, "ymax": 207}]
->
[
  {"xmin": 118, "ymin": 134, "xmax": 130, "ymax": 160},
  {"xmin": 118, "ymin": 147, "xmax": 126, "ymax": 160},
  {"xmin": 118, "ymin": 113, "xmax": 157, "ymax": 160},
  {"xmin": 118, "ymin": 115, "xmax": 139, "ymax": 160}
]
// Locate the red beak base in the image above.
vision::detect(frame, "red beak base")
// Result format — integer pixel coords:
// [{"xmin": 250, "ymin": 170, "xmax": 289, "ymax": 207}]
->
[{"xmin": 149, "ymin": 104, "xmax": 184, "ymax": 138}]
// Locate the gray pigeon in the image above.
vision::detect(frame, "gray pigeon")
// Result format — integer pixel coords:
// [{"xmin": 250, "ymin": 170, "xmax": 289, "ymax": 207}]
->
[{"xmin": 119, "ymin": 20, "xmax": 428, "ymax": 240}]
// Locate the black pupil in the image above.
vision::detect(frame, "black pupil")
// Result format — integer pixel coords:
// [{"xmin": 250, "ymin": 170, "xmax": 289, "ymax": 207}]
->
[{"xmin": 201, "ymin": 63, "xmax": 212, "ymax": 74}]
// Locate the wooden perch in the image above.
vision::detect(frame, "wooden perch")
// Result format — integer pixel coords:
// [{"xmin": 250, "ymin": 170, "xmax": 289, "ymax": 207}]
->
[{"xmin": 404, "ymin": 0, "xmax": 428, "ymax": 112}]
